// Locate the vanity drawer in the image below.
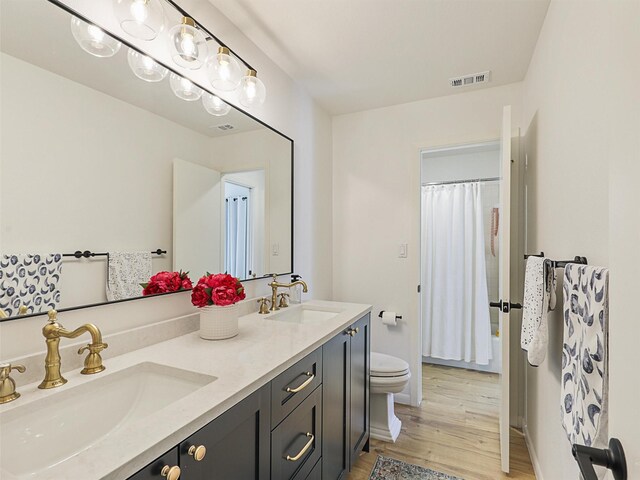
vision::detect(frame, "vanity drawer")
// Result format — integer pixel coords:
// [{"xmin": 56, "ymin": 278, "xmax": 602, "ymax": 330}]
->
[
  {"xmin": 127, "ymin": 448, "xmax": 179, "ymax": 480},
  {"xmin": 271, "ymin": 347, "xmax": 322, "ymax": 428},
  {"xmin": 271, "ymin": 385, "xmax": 322, "ymax": 480}
]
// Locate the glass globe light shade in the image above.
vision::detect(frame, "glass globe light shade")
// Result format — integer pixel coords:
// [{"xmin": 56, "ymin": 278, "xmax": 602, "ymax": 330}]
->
[
  {"xmin": 202, "ymin": 93, "xmax": 231, "ymax": 116},
  {"xmin": 169, "ymin": 73, "xmax": 203, "ymax": 101},
  {"xmin": 113, "ymin": 0, "xmax": 165, "ymax": 40},
  {"xmin": 238, "ymin": 70, "xmax": 266, "ymax": 107},
  {"xmin": 168, "ymin": 17, "xmax": 207, "ymax": 70},
  {"xmin": 127, "ymin": 49, "xmax": 168, "ymax": 82},
  {"xmin": 70, "ymin": 17, "xmax": 121, "ymax": 58},
  {"xmin": 206, "ymin": 47, "xmax": 241, "ymax": 91}
]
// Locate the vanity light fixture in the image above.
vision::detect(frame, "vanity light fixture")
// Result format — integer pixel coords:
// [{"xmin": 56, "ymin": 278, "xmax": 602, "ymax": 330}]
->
[
  {"xmin": 113, "ymin": 0, "xmax": 165, "ymax": 41},
  {"xmin": 168, "ymin": 16, "xmax": 207, "ymax": 70},
  {"xmin": 127, "ymin": 48, "xmax": 168, "ymax": 82},
  {"xmin": 238, "ymin": 69, "xmax": 266, "ymax": 107},
  {"xmin": 169, "ymin": 72, "xmax": 203, "ymax": 101},
  {"xmin": 70, "ymin": 17, "xmax": 122, "ymax": 58},
  {"xmin": 202, "ymin": 92, "xmax": 231, "ymax": 116},
  {"xmin": 206, "ymin": 47, "xmax": 242, "ymax": 91}
]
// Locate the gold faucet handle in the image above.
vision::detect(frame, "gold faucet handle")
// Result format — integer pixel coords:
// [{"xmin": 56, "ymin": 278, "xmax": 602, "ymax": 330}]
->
[
  {"xmin": 257, "ymin": 297, "xmax": 270, "ymax": 314},
  {"xmin": 77, "ymin": 342, "xmax": 108, "ymax": 355},
  {"xmin": 0, "ymin": 363, "xmax": 26, "ymax": 378},
  {"xmin": 47, "ymin": 309, "xmax": 60, "ymax": 325},
  {"xmin": 278, "ymin": 293, "xmax": 290, "ymax": 308}
]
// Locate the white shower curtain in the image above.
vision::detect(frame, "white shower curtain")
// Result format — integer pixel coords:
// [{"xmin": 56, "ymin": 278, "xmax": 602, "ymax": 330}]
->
[
  {"xmin": 225, "ymin": 196, "xmax": 249, "ymax": 279},
  {"xmin": 421, "ymin": 182, "xmax": 492, "ymax": 365}
]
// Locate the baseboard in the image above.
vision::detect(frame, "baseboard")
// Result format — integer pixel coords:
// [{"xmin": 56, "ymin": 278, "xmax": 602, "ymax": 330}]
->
[
  {"xmin": 523, "ymin": 424, "xmax": 544, "ymax": 480},
  {"xmin": 394, "ymin": 392, "xmax": 411, "ymax": 405}
]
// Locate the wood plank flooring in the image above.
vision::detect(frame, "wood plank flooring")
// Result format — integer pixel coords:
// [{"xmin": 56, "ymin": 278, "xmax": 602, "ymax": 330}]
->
[{"xmin": 346, "ymin": 364, "xmax": 536, "ymax": 480}]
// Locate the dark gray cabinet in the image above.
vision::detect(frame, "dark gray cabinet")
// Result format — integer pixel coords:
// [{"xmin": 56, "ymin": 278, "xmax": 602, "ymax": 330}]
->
[
  {"xmin": 127, "ymin": 313, "xmax": 370, "ymax": 480},
  {"xmin": 179, "ymin": 383, "xmax": 270, "ymax": 480},
  {"xmin": 322, "ymin": 313, "xmax": 370, "ymax": 479},
  {"xmin": 127, "ymin": 448, "xmax": 179, "ymax": 480}
]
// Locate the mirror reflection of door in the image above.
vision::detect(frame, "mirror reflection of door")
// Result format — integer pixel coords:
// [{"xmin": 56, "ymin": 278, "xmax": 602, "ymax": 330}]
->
[
  {"xmin": 222, "ymin": 171, "xmax": 265, "ymax": 279},
  {"xmin": 224, "ymin": 182, "xmax": 251, "ymax": 279}
]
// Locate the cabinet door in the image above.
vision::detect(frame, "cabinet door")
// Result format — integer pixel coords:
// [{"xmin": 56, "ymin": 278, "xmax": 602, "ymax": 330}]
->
[
  {"xmin": 349, "ymin": 314, "xmax": 370, "ymax": 468},
  {"xmin": 179, "ymin": 384, "xmax": 270, "ymax": 480},
  {"xmin": 127, "ymin": 448, "xmax": 179, "ymax": 480},
  {"xmin": 322, "ymin": 329, "xmax": 351, "ymax": 480}
]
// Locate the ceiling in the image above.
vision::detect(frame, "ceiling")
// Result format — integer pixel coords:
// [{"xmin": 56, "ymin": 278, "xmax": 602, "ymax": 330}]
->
[
  {"xmin": 208, "ymin": 0, "xmax": 550, "ymax": 115},
  {"xmin": 1, "ymin": 0, "xmax": 263, "ymax": 138}
]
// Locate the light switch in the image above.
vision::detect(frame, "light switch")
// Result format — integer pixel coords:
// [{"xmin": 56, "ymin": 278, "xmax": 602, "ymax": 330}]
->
[
  {"xmin": 399, "ymin": 244, "xmax": 408, "ymax": 258},
  {"xmin": 272, "ymin": 243, "xmax": 279, "ymax": 256}
]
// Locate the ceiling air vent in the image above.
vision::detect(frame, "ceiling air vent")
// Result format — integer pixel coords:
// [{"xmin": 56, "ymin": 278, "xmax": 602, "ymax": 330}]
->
[
  {"xmin": 450, "ymin": 70, "xmax": 491, "ymax": 88},
  {"xmin": 216, "ymin": 124, "xmax": 235, "ymax": 131}
]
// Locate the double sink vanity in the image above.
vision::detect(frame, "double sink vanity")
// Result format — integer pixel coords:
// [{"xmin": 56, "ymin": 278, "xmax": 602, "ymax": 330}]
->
[{"xmin": 0, "ymin": 300, "xmax": 371, "ymax": 480}]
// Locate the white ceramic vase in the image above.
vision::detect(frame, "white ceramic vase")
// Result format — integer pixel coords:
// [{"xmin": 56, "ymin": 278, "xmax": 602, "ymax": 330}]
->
[{"xmin": 199, "ymin": 304, "xmax": 239, "ymax": 340}]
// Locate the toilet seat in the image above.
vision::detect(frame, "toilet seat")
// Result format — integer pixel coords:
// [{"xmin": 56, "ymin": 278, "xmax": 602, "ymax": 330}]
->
[{"xmin": 371, "ymin": 352, "xmax": 409, "ymax": 377}]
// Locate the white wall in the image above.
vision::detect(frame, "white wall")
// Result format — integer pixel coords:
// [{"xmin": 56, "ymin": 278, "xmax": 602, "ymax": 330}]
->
[
  {"xmin": 0, "ymin": 0, "xmax": 333, "ymax": 360},
  {"xmin": 332, "ymin": 82, "xmax": 522, "ymax": 405},
  {"xmin": 522, "ymin": 1, "xmax": 640, "ymax": 478}
]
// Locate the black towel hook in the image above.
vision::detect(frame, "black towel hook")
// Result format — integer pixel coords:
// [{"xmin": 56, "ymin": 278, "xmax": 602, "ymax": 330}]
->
[{"xmin": 573, "ymin": 438, "xmax": 627, "ymax": 480}]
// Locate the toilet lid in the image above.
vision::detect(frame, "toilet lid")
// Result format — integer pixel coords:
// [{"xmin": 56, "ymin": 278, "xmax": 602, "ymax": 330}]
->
[{"xmin": 370, "ymin": 352, "xmax": 410, "ymax": 377}]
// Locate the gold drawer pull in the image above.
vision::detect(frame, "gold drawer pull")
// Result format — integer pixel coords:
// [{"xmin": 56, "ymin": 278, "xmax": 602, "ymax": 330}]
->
[
  {"xmin": 188, "ymin": 444, "xmax": 207, "ymax": 461},
  {"xmin": 161, "ymin": 465, "xmax": 181, "ymax": 480},
  {"xmin": 285, "ymin": 372, "xmax": 314, "ymax": 393},
  {"xmin": 285, "ymin": 432, "xmax": 315, "ymax": 462}
]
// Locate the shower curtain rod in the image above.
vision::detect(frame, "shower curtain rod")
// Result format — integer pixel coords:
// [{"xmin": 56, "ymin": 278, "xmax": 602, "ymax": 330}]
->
[{"xmin": 422, "ymin": 176, "xmax": 501, "ymax": 186}]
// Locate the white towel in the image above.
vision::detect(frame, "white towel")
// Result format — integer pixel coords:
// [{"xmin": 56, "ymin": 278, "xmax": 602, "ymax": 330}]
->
[
  {"xmin": 0, "ymin": 253, "xmax": 62, "ymax": 315},
  {"xmin": 520, "ymin": 256, "xmax": 556, "ymax": 366},
  {"xmin": 561, "ymin": 264, "xmax": 609, "ymax": 448},
  {"xmin": 106, "ymin": 252, "xmax": 151, "ymax": 301}
]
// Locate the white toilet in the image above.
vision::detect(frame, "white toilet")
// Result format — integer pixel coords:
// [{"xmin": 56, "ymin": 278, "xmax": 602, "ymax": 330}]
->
[{"xmin": 370, "ymin": 352, "xmax": 411, "ymax": 442}]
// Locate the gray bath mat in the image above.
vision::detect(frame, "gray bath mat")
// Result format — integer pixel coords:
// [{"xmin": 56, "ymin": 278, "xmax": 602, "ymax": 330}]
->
[{"xmin": 369, "ymin": 456, "xmax": 464, "ymax": 480}]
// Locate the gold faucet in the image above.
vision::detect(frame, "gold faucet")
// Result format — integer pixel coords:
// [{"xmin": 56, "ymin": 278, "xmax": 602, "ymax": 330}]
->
[
  {"xmin": 267, "ymin": 275, "xmax": 308, "ymax": 311},
  {"xmin": 0, "ymin": 363, "xmax": 26, "ymax": 404},
  {"xmin": 38, "ymin": 310, "xmax": 108, "ymax": 389}
]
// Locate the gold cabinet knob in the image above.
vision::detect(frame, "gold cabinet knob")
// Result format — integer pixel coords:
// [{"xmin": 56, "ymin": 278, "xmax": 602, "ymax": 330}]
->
[
  {"xmin": 161, "ymin": 465, "xmax": 181, "ymax": 480},
  {"xmin": 188, "ymin": 444, "xmax": 207, "ymax": 461}
]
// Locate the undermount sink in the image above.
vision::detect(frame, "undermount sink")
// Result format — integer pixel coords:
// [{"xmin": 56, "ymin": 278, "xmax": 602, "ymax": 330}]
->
[
  {"xmin": 266, "ymin": 304, "xmax": 344, "ymax": 324},
  {"xmin": 0, "ymin": 362, "xmax": 216, "ymax": 478}
]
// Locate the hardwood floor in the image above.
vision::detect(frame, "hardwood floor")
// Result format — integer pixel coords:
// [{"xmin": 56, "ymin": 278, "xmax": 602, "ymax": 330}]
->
[{"xmin": 347, "ymin": 364, "xmax": 536, "ymax": 480}]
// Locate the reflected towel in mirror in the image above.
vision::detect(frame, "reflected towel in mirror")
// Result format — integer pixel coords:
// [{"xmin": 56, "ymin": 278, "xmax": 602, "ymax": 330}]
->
[
  {"xmin": 0, "ymin": 253, "xmax": 62, "ymax": 316},
  {"xmin": 106, "ymin": 252, "xmax": 151, "ymax": 301}
]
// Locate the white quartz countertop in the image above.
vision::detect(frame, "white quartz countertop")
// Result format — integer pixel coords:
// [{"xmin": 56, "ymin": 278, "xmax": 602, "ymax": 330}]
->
[{"xmin": 0, "ymin": 300, "xmax": 371, "ymax": 480}]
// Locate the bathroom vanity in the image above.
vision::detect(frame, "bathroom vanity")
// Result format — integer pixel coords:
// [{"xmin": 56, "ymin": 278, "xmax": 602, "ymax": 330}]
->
[{"xmin": 0, "ymin": 301, "xmax": 370, "ymax": 480}]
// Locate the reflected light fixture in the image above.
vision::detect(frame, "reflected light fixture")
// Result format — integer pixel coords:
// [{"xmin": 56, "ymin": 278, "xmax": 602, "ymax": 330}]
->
[
  {"xmin": 168, "ymin": 17, "xmax": 207, "ymax": 70},
  {"xmin": 113, "ymin": 0, "xmax": 164, "ymax": 40},
  {"xmin": 238, "ymin": 69, "xmax": 266, "ymax": 107},
  {"xmin": 206, "ymin": 47, "xmax": 241, "ymax": 91},
  {"xmin": 70, "ymin": 17, "xmax": 121, "ymax": 58},
  {"xmin": 202, "ymin": 93, "xmax": 231, "ymax": 116},
  {"xmin": 127, "ymin": 48, "xmax": 168, "ymax": 82},
  {"xmin": 169, "ymin": 73, "xmax": 203, "ymax": 101}
]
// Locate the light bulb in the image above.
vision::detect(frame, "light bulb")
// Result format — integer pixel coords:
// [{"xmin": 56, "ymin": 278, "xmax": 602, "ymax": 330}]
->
[
  {"xmin": 130, "ymin": 0, "xmax": 148, "ymax": 22},
  {"xmin": 169, "ymin": 73, "xmax": 203, "ymax": 101},
  {"xmin": 202, "ymin": 93, "xmax": 231, "ymax": 116},
  {"xmin": 238, "ymin": 70, "xmax": 266, "ymax": 107},
  {"xmin": 70, "ymin": 17, "xmax": 121, "ymax": 58},
  {"xmin": 113, "ymin": 0, "xmax": 164, "ymax": 41},
  {"xmin": 168, "ymin": 17, "xmax": 207, "ymax": 70},
  {"xmin": 206, "ymin": 47, "xmax": 241, "ymax": 91},
  {"xmin": 127, "ymin": 48, "xmax": 168, "ymax": 82}
]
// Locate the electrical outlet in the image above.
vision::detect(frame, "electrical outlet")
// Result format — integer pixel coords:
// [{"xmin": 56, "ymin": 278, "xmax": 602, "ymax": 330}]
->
[
  {"xmin": 399, "ymin": 244, "xmax": 408, "ymax": 258},
  {"xmin": 272, "ymin": 243, "xmax": 279, "ymax": 256}
]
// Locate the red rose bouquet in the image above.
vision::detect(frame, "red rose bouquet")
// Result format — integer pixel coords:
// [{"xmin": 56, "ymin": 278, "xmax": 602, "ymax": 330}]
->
[
  {"xmin": 191, "ymin": 273, "xmax": 246, "ymax": 307},
  {"xmin": 141, "ymin": 271, "xmax": 193, "ymax": 296}
]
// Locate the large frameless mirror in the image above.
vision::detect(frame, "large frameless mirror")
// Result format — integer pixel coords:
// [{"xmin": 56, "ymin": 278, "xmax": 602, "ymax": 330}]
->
[{"xmin": 0, "ymin": 0, "xmax": 293, "ymax": 321}]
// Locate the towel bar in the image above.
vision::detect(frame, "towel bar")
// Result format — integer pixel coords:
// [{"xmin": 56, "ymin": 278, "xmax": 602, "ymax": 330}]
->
[{"xmin": 573, "ymin": 438, "xmax": 627, "ymax": 480}]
